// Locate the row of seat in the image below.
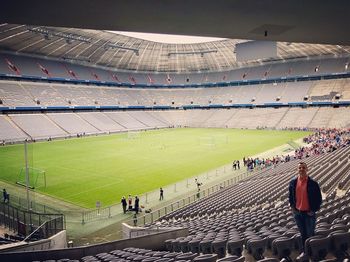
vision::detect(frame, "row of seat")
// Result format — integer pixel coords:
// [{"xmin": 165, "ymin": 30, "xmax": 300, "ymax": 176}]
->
[
  {"xmin": 157, "ymin": 146, "xmax": 350, "ymax": 222},
  {"xmin": 147, "ymin": 143, "xmax": 350, "ymax": 261}
]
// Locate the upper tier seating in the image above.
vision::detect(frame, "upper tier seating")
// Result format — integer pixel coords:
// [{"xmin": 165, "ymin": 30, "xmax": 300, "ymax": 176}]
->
[
  {"xmin": 1, "ymin": 53, "xmax": 349, "ymax": 85},
  {"xmin": 1, "ymin": 78, "xmax": 350, "ymax": 108}
]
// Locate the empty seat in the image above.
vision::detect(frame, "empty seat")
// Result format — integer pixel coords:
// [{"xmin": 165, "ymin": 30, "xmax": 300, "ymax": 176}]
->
[
  {"xmin": 134, "ymin": 255, "xmax": 149, "ymax": 261},
  {"xmin": 179, "ymin": 238, "xmax": 191, "ymax": 253},
  {"xmin": 200, "ymin": 239, "xmax": 213, "ymax": 254},
  {"xmin": 305, "ymin": 235, "xmax": 331, "ymax": 261},
  {"xmin": 217, "ymin": 256, "xmax": 244, "ymax": 262},
  {"xmin": 165, "ymin": 239, "xmax": 174, "ymax": 252},
  {"xmin": 211, "ymin": 239, "xmax": 227, "ymax": 258},
  {"xmin": 266, "ymin": 233, "xmax": 281, "ymax": 249},
  {"xmin": 189, "ymin": 239, "xmax": 201, "ymax": 254},
  {"xmin": 142, "ymin": 257, "xmax": 161, "ymax": 262},
  {"xmin": 330, "ymin": 231, "xmax": 350, "ymax": 260},
  {"xmin": 272, "ymin": 236, "xmax": 294, "ymax": 260},
  {"xmin": 193, "ymin": 254, "xmax": 218, "ymax": 262},
  {"xmin": 163, "ymin": 253, "xmax": 180, "ymax": 259},
  {"xmin": 227, "ymin": 239, "xmax": 244, "ymax": 256},
  {"xmin": 154, "ymin": 258, "xmax": 174, "ymax": 262},
  {"xmin": 172, "ymin": 238, "xmax": 184, "ymax": 252},
  {"xmin": 175, "ymin": 252, "xmax": 198, "ymax": 261},
  {"xmin": 315, "ymin": 227, "xmax": 332, "ymax": 236},
  {"xmin": 246, "ymin": 237, "xmax": 267, "ymax": 260}
]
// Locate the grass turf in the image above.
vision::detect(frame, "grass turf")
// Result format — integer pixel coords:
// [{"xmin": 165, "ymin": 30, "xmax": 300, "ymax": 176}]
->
[{"xmin": 0, "ymin": 128, "xmax": 310, "ymax": 208}]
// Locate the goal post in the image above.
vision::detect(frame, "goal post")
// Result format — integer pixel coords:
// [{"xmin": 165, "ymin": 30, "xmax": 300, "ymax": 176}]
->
[
  {"xmin": 198, "ymin": 135, "xmax": 229, "ymax": 147},
  {"xmin": 16, "ymin": 167, "xmax": 46, "ymax": 189},
  {"xmin": 198, "ymin": 136, "xmax": 216, "ymax": 147},
  {"xmin": 127, "ymin": 131, "xmax": 141, "ymax": 140}
]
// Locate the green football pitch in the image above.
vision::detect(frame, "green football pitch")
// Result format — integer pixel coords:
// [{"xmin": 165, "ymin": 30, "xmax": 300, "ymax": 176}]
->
[{"xmin": 0, "ymin": 128, "xmax": 310, "ymax": 208}]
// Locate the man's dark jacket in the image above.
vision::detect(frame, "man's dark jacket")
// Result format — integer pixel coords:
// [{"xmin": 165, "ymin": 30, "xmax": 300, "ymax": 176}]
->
[{"xmin": 289, "ymin": 176, "xmax": 322, "ymax": 212}]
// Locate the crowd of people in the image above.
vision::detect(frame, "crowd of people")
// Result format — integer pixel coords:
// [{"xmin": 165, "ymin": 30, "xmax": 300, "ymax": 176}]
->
[
  {"xmin": 296, "ymin": 128, "xmax": 350, "ymax": 158},
  {"xmin": 242, "ymin": 128, "xmax": 350, "ymax": 172},
  {"xmin": 121, "ymin": 195, "xmax": 140, "ymax": 214},
  {"xmin": 242, "ymin": 155, "xmax": 292, "ymax": 171}
]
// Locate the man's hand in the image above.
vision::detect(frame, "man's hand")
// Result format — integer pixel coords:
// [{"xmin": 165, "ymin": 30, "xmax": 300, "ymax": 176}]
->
[{"xmin": 307, "ymin": 211, "xmax": 314, "ymax": 216}]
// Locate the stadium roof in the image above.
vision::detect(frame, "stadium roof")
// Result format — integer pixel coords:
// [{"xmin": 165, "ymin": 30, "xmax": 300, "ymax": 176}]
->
[
  {"xmin": 1, "ymin": 1, "xmax": 350, "ymax": 73},
  {"xmin": 1, "ymin": 0, "xmax": 350, "ymax": 45},
  {"xmin": 1, "ymin": 24, "xmax": 349, "ymax": 73}
]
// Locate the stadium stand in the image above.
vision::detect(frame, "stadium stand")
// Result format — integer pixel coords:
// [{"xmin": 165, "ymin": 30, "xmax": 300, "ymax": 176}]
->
[
  {"xmin": 8, "ymin": 114, "xmax": 67, "ymax": 139},
  {"xmin": 0, "ymin": 115, "xmax": 28, "ymax": 142},
  {"xmin": 103, "ymin": 112, "xmax": 148, "ymax": 130},
  {"xmin": 1, "ymin": 21, "xmax": 350, "ymax": 262},
  {"xmin": 3, "ymin": 142, "xmax": 350, "ymax": 261},
  {"xmin": 47, "ymin": 113, "xmax": 101, "ymax": 135},
  {"xmin": 2, "ymin": 107, "xmax": 350, "ymax": 142},
  {"xmin": 77, "ymin": 112, "xmax": 126, "ymax": 133}
]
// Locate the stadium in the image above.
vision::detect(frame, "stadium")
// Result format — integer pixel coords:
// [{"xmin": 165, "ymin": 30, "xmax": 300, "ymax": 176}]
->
[{"xmin": 0, "ymin": 1, "xmax": 350, "ymax": 261}]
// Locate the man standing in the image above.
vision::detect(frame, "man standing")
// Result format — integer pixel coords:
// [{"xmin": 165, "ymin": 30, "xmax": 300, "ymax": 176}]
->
[
  {"xmin": 3, "ymin": 189, "xmax": 7, "ymax": 203},
  {"xmin": 134, "ymin": 196, "xmax": 140, "ymax": 214},
  {"xmin": 128, "ymin": 195, "xmax": 133, "ymax": 211},
  {"xmin": 289, "ymin": 162, "xmax": 322, "ymax": 252},
  {"xmin": 121, "ymin": 196, "xmax": 127, "ymax": 214},
  {"xmin": 195, "ymin": 178, "xmax": 202, "ymax": 190},
  {"xmin": 159, "ymin": 188, "xmax": 164, "ymax": 200}
]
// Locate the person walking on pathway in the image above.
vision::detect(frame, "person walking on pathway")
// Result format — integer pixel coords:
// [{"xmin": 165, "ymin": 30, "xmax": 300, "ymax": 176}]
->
[{"xmin": 159, "ymin": 188, "xmax": 164, "ymax": 200}]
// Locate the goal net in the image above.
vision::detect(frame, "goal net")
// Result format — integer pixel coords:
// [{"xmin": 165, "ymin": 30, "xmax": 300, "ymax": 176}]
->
[
  {"xmin": 127, "ymin": 131, "xmax": 141, "ymax": 140},
  {"xmin": 16, "ymin": 167, "xmax": 46, "ymax": 189},
  {"xmin": 198, "ymin": 135, "xmax": 228, "ymax": 147},
  {"xmin": 198, "ymin": 136, "xmax": 216, "ymax": 147}
]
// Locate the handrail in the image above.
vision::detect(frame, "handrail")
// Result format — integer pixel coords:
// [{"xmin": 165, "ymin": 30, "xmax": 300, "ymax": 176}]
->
[{"xmin": 23, "ymin": 220, "xmax": 47, "ymax": 242}]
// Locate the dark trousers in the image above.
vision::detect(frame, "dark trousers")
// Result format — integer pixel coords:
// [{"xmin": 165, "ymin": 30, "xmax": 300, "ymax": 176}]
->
[{"xmin": 294, "ymin": 211, "xmax": 316, "ymax": 250}]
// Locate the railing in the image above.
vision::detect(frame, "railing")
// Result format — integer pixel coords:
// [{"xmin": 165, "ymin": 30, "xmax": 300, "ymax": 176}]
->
[
  {"xmin": 0, "ymin": 202, "xmax": 65, "ymax": 238},
  {"xmin": 80, "ymin": 164, "xmax": 249, "ymax": 224},
  {"xmin": 5, "ymin": 193, "xmax": 61, "ymax": 214},
  {"xmin": 23, "ymin": 216, "xmax": 64, "ymax": 241},
  {"xmin": 123, "ymin": 171, "xmax": 251, "ymax": 227},
  {"xmin": 5, "ymin": 163, "xmax": 250, "ymax": 226}
]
